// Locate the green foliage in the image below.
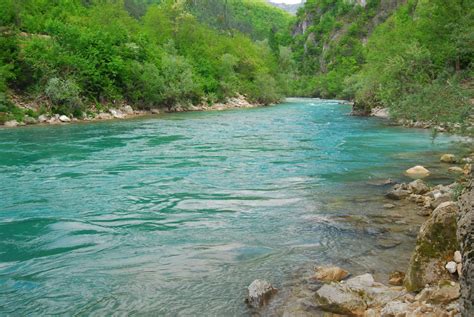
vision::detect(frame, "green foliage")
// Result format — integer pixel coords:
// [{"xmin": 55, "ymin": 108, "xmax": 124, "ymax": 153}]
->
[
  {"xmin": 45, "ymin": 77, "xmax": 83, "ymax": 116},
  {"xmin": 1, "ymin": 0, "xmax": 285, "ymax": 115}
]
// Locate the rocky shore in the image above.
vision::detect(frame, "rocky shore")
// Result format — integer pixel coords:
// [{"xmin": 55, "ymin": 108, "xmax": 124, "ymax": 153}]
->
[
  {"xmin": 351, "ymin": 106, "xmax": 474, "ymax": 135},
  {"xmin": 245, "ymin": 152, "xmax": 473, "ymax": 316},
  {"xmin": 0, "ymin": 94, "xmax": 264, "ymax": 128}
]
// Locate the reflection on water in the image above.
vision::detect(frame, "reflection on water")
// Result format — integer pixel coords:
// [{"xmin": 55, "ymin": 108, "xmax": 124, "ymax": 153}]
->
[{"xmin": 0, "ymin": 100, "xmax": 461, "ymax": 315}]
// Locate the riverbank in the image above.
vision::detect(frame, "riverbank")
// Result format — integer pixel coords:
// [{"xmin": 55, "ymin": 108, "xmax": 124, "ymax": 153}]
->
[
  {"xmin": 246, "ymin": 148, "xmax": 473, "ymax": 316},
  {"xmin": 0, "ymin": 94, "xmax": 266, "ymax": 128}
]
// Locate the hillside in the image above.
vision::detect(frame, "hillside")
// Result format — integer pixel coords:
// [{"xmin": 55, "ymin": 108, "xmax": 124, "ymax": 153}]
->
[
  {"xmin": 289, "ymin": 0, "xmax": 473, "ymax": 128},
  {"xmin": 0, "ymin": 0, "xmax": 289, "ymax": 124}
]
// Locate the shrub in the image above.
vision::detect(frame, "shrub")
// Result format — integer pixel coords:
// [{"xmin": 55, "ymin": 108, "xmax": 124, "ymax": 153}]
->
[{"xmin": 45, "ymin": 77, "xmax": 83, "ymax": 117}]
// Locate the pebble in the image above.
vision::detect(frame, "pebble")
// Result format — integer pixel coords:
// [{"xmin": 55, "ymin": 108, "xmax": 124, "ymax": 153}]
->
[{"xmin": 445, "ymin": 261, "xmax": 457, "ymax": 274}]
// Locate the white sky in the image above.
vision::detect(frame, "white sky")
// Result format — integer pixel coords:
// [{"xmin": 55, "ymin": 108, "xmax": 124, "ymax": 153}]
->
[{"xmin": 269, "ymin": 0, "xmax": 302, "ymax": 4}]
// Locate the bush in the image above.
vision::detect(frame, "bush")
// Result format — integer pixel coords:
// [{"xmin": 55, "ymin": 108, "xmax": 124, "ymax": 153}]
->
[{"xmin": 45, "ymin": 77, "xmax": 83, "ymax": 116}]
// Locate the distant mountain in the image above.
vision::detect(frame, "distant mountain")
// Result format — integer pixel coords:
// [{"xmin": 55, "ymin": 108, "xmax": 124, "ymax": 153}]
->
[{"xmin": 266, "ymin": 1, "xmax": 304, "ymax": 14}]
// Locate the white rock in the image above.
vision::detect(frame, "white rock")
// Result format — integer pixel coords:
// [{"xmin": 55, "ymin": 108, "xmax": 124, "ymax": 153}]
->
[
  {"xmin": 4, "ymin": 120, "xmax": 18, "ymax": 127},
  {"xmin": 454, "ymin": 251, "xmax": 462, "ymax": 263},
  {"xmin": 59, "ymin": 115, "xmax": 71, "ymax": 122},
  {"xmin": 405, "ymin": 165, "xmax": 430, "ymax": 179},
  {"xmin": 109, "ymin": 108, "xmax": 125, "ymax": 119},
  {"xmin": 121, "ymin": 105, "xmax": 134, "ymax": 115},
  {"xmin": 445, "ymin": 261, "xmax": 457, "ymax": 274},
  {"xmin": 38, "ymin": 114, "xmax": 49, "ymax": 123}
]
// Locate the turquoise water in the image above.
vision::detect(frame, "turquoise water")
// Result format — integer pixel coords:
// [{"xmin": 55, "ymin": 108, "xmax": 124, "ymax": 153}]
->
[{"xmin": 0, "ymin": 99, "xmax": 460, "ymax": 315}]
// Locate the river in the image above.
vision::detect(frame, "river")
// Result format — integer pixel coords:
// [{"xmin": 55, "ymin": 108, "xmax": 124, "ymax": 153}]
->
[{"xmin": 0, "ymin": 99, "xmax": 461, "ymax": 315}]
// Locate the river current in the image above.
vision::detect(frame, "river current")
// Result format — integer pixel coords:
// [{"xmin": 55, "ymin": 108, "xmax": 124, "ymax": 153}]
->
[{"xmin": 0, "ymin": 99, "xmax": 461, "ymax": 315}]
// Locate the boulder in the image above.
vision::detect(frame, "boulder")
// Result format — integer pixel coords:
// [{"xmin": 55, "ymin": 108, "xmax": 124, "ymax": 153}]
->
[
  {"xmin": 315, "ymin": 283, "xmax": 367, "ymax": 316},
  {"xmin": 404, "ymin": 201, "xmax": 459, "ymax": 291},
  {"xmin": 370, "ymin": 107, "xmax": 389, "ymax": 119},
  {"xmin": 405, "ymin": 165, "xmax": 430, "ymax": 179},
  {"xmin": 463, "ymin": 164, "xmax": 472, "ymax": 176},
  {"xmin": 415, "ymin": 282, "xmax": 460, "ymax": 305},
  {"xmin": 4, "ymin": 120, "xmax": 18, "ymax": 127},
  {"xmin": 59, "ymin": 115, "xmax": 71, "ymax": 122},
  {"xmin": 313, "ymin": 266, "xmax": 350, "ymax": 282},
  {"xmin": 109, "ymin": 108, "xmax": 125, "ymax": 119},
  {"xmin": 408, "ymin": 179, "xmax": 429, "ymax": 195},
  {"xmin": 385, "ymin": 184, "xmax": 411, "ymax": 200},
  {"xmin": 96, "ymin": 112, "xmax": 112, "ymax": 120},
  {"xmin": 383, "ymin": 204, "xmax": 395, "ymax": 209},
  {"xmin": 151, "ymin": 108, "xmax": 160, "ymax": 114},
  {"xmin": 37, "ymin": 114, "xmax": 49, "ymax": 123},
  {"xmin": 440, "ymin": 154, "xmax": 457, "ymax": 163},
  {"xmin": 448, "ymin": 166, "xmax": 464, "ymax": 174},
  {"xmin": 245, "ymin": 279, "xmax": 277, "ymax": 308},
  {"xmin": 24, "ymin": 116, "xmax": 37, "ymax": 125},
  {"xmin": 121, "ymin": 105, "xmax": 134, "ymax": 115}
]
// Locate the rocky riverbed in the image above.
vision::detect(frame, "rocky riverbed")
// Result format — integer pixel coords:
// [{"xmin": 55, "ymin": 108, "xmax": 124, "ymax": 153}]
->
[{"xmin": 245, "ymin": 152, "xmax": 473, "ymax": 316}]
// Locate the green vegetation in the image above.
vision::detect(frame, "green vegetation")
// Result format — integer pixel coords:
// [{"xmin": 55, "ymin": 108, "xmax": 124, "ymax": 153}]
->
[
  {"xmin": 289, "ymin": 0, "xmax": 473, "ymax": 127},
  {"xmin": 0, "ymin": 0, "xmax": 288, "ymax": 120}
]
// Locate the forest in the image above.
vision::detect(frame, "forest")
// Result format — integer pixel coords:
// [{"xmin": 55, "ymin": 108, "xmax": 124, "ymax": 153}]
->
[{"xmin": 0, "ymin": 0, "xmax": 472, "ymax": 128}]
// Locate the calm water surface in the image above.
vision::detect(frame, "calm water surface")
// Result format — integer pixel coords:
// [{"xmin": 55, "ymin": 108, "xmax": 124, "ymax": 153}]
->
[{"xmin": 0, "ymin": 99, "xmax": 460, "ymax": 315}]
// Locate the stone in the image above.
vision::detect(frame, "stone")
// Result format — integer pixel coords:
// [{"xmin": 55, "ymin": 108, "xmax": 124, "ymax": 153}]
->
[
  {"xmin": 386, "ymin": 184, "xmax": 411, "ymax": 200},
  {"xmin": 37, "ymin": 114, "xmax": 49, "ymax": 123},
  {"xmin": 245, "ymin": 279, "xmax": 277, "ymax": 308},
  {"xmin": 408, "ymin": 179, "xmax": 429, "ymax": 195},
  {"xmin": 109, "ymin": 108, "xmax": 125, "ymax": 119},
  {"xmin": 313, "ymin": 266, "xmax": 350, "ymax": 282},
  {"xmin": 96, "ymin": 112, "xmax": 112, "ymax": 120},
  {"xmin": 415, "ymin": 282, "xmax": 460, "ymax": 304},
  {"xmin": 380, "ymin": 300, "xmax": 410, "ymax": 316},
  {"xmin": 370, "ymin": 107, "xmax": 389, "ymax": 119},
  {"xmin": 404, "ymin": 201, "xmax": 460, "ymax": 291},
  {"xmin": 430, "ymin": 192, "xmax": 452, "ymax": 210},
  {"xmin": 59, "ymin": 115, "xmax": 71, "ymax": 122},
  {"xmin": 315, "ymin": 283, "xmax": 367, "ymax": 315},
  {"xmin": 4, "ymin": 120, "xmax": 18, "ymax": 127},
  {"xmin": 457, "ymin": 263, "xmax": 462, "ymax": 276},
  {"xmin": 376, "ymin": 238, "xmax": 401, "ymax": 249},
  {"xmin": 464, "ymin": 164, "xmax": 472, "ymax": 176},
  {"xmin": 440, "ymin": 154, "xmax": 457, "ymax": 163},
  {"xmin": 388, "ymin": 271, "xmax": 405, "ymax": 286},
  {"xmin": 383, "ymin": 203, "xmax": 395, "ymax": 209},
  {"xmin": 445, "ymin": 261, "xmax": 457, "ymax": 274},
  {"xmin": 151, "ymin": 108, "xmax": 160, "ymax": 114},
  {"xmin": 448, "ymin": 166, "xmax": 464, "ymax": 174},
  {"xmin": 121, "ymin": 105, "xmax": 134, "ymax": 115},
  {"xmin": 24, "ymin": 116, "xmax": 37, "ymax": 124},
  {"xmin": 405, "ymin": 165, "xmax": 430, "ymax": 179},
  {"xmin": 454, "ymin": 251, "xmax": 462, "ymax": 264}
]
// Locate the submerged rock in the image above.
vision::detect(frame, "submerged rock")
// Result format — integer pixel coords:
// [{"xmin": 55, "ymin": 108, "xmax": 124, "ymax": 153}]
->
[
  {"xmin": 448, "ymin": 166, "xmax": 464, "ymax": 174},
  {"xmin": 245, "ymin": 279, "xmax": 277, "ymax": 309},
  {"xmin": 313, "ymin": 266, "xmax": 349, "ymax": 282},
  {"xmin": 404, "ymin": 201, "xmax": 459, "ymax": 291},
  {"xmin": 440, "ymin": 154, "xmax": 457, "ymax": 163},
  {"xmin": 405, "ymin": 165, "xmax": 430, "ymax": 179}
]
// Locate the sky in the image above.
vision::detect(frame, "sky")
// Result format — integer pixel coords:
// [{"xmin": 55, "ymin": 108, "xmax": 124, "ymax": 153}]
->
[{"xmin": 269, "ymin": 0, "xmax": 302, "ymax": 4}]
